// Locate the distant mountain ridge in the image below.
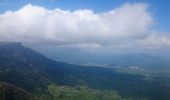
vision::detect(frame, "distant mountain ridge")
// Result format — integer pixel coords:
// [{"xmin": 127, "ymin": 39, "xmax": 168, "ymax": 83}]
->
[{"xmin": 39, "ymin": 47, "xmax": 170, "ymax": 70}]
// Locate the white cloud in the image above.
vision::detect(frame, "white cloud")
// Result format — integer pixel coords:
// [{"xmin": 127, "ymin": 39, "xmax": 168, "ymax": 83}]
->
[
  {"xmin": 137, "ymin": 33, "xmax": 170, "ymax": 49},
  {"xmin": 0, "ymin": 2, "xmax": 167, "ymax": 50}
]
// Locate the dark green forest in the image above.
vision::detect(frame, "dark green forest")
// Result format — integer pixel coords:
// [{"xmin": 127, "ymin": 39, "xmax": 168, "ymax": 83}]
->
[{"xmin": 0, "ymin": 42, "xmax": 170, "ymax": 100}]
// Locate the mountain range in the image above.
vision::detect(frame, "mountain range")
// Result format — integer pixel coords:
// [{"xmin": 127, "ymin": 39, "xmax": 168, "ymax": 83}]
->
[
  {"xmin": 38, "ymin": 47, "xmax": 170, "ymax": 71},
  {"xmin": 0, "ymin": 42, "xmax": 170, "ymax": 100}
]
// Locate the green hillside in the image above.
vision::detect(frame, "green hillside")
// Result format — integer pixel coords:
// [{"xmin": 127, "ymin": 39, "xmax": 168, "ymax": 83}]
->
[{"xmin": 0, "ymin": 42, "xmax": 170, "ymax": 100}]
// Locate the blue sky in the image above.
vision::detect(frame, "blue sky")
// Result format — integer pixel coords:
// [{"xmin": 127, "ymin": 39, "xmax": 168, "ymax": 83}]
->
[{"xmin": 0, "ymin": 0, "xmax": 169, "ymax": 32}]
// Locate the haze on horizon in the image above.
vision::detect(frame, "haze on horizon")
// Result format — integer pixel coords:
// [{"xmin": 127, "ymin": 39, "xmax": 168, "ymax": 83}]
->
[{"xmin": 0, "ymin": 1, "xmax": 170, "ymax": 100}]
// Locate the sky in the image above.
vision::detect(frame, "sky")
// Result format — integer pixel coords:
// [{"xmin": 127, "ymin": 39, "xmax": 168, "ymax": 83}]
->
[{"xmin": 0, "ymin": 0, "xmax": 170, "ymax": 53}]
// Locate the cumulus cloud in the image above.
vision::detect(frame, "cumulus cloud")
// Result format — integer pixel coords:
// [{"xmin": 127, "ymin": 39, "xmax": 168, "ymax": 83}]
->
[{"xmin": 0, "ymin": 2, "xmax": 168, "ymax": 49}]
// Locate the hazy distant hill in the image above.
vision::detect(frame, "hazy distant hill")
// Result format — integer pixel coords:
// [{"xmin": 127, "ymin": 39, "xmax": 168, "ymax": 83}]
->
[{"xmin": 38, "ymin": 47, "xmax": 170, "ymax": 70}]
